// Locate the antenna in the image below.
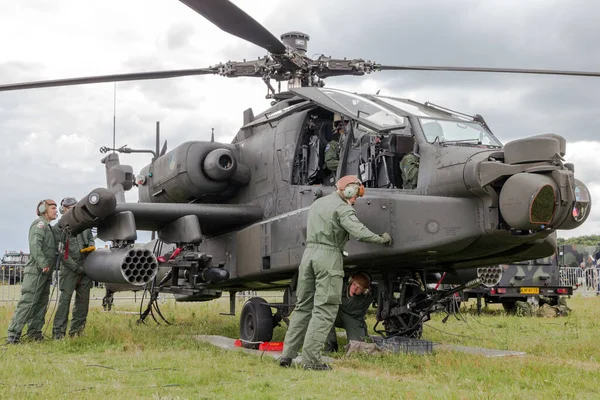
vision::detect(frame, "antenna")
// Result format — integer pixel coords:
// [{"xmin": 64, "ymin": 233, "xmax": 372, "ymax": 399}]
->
[
  {"xmin": 211, "ymin": 128, "xmax": 215, "ymax": 142},
  {"xmin": 112, "ymin": 83, "xmax": 117, "ymax": 152}
]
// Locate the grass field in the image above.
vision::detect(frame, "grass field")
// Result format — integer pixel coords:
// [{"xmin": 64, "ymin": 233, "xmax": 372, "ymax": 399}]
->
[{"xmin": 0, "ymin": 290, "xmax": 599, "ymax": 399}]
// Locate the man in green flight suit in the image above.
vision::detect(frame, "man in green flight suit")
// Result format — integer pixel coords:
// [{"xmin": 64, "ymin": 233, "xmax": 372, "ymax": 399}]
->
[
  {"xmin": 324, "ymin": 272, "xmax": 376, "ymax": 352},
  {"xmin": 6, "ymin": 199, "xmax": 58, "ymax": 344},
  {"xmin": 400, "ymin": 152, "xmax": 419, "ymax": 189},
  {"xmin": 53, "ymin": 197, "xmax": 96, "ymax": 339},
  {"xmin": 324, "ymin": 121, "xmax": 346, "ymax": 173},
  {"xmin": 280, "ymin": 175, "xmax": 392, "ymax": 370}
]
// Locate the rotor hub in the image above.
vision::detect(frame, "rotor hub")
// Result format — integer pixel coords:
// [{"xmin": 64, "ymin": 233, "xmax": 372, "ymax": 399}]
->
[{"xmin": 280, "ymin": 31, "xmax": 310, "ymax": 55}]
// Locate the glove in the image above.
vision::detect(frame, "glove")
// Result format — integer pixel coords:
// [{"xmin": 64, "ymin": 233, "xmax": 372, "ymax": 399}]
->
[
  {"xmin": 80, "ymin": 245, "xmax": 96, "ymax": 254},
  {"xmin": 380, "ymin": 232, "xmax": 392, "ymax": 245}
]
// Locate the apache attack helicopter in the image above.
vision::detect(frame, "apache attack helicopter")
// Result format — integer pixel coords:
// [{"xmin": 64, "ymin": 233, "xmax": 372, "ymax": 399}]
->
[{"xmin": 0, "ymin": 0, "xmax": 593, "ymax": 343}]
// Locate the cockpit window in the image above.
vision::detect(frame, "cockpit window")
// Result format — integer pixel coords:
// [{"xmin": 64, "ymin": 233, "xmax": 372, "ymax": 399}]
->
[
  {"xmin": 320, "ymin": 89, "xmax": 405, "ymax": 129},
  {"xmin": 419, "ymin": 117, "xmax": 502, "ymax": 147}
]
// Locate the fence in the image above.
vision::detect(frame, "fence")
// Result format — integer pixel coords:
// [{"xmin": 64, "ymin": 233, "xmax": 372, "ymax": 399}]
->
[
  {"xmin": 560, "ymin": 267, "xmax": 600, "ymax": 296},
  {"xmin": 0, "ymin": 263, "xmax": 138, "ymax": 304},
  {"xmin": 0, "ymin": 264, "xmax": 284, "ymax": 305}
]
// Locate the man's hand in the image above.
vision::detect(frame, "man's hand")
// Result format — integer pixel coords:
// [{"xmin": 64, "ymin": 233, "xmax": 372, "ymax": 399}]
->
[
  {"xmin": 381, "ymin": 232, "xmax": 392, "ymax": 245},
  {"xmin": 42, "ymin": 266, "xmax": 50, "ymax": 274}
]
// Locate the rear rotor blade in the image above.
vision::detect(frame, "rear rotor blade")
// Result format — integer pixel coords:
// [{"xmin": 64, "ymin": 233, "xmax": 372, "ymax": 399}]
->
[
  {"xmin": 378, "ymin": 65, "xmax": 600, "ymax": 78},
  {"xmin": 179, "ymin": 0, "xmax": 286, "ymax": 54},
  {"xmin": 0, "ymin": 68, "xmax": 217, "ymax": 92}
]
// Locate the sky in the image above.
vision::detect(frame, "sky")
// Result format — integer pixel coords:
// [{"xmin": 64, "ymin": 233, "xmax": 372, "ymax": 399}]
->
[{"xmin": 1, "ymin": 0, "xmax": 599, "ymax": 253}]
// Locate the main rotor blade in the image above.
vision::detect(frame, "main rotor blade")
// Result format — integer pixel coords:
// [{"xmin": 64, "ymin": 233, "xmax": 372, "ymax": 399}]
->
[
  {"xmin": 378, "ymin": 65, "xmax": 600, "ymax": 78},
  {"xmin": 179, "ymin": 0, "xmax": 286, "ymax": 54},
  {"xmin": 0, "ymin": 68, "xmax": 217, "ymax": 92}
]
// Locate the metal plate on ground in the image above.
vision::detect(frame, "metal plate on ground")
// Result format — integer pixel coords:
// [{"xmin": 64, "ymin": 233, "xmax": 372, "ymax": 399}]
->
[
  {"xmin": 434, "ymin": 343, "xmax": 526, "ymax": 357},
  {"xmin": 193, "ymin": 335, "xmax": 336, "ymax": 364}
]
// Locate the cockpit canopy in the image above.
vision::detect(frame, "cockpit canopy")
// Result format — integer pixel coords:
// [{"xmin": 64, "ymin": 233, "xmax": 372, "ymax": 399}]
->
[{"xmin": 291, "ymin": 87, "xmax": 503, "ymax": 148}]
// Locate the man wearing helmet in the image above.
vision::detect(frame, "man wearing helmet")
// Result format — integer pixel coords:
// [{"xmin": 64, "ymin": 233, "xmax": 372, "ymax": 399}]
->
[
  {"xmin": 324, "ymin": 272, "xmax": 377, "ymax": 353},
  {"xmin": 324, "ymin": 114, "xmax": 351, "ymax": 173},
  {"xmin": 52, "ymin": 197, "xmax": 95, "ymax": 339},
  {"xmin": 280, "ymin": 175, "xmax": 392, "ymax": 370},
  {"xmin": 6, "ymin": 199, "xmax": 58, "ymax": 344}
]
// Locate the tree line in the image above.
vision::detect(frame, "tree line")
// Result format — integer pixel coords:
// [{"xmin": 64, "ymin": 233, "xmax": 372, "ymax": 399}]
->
[{"xmin": 557, "ymin": 235, "xmax": 600, "ymax": 246}]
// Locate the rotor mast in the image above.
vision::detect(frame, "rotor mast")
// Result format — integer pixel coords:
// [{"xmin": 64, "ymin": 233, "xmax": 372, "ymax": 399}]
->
[{"xmin": 280, "ymin": 31, "xmax": 310, "ymax": 90}]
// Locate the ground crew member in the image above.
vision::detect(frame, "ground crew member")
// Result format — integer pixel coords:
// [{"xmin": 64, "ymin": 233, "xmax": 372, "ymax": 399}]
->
[
  {"xmin": 52, "ymin": 197, "xmax": 96, "ymax": 339},
  {"xmin": 6, "ymin": 199, "xmax": 58, "ymax": 343},
  {"xmin": 280, "ymin": 175, "xmax": 392, "ymax": 370},
  {"xmin": 324, "ymin": 272, "xmax": 376, "ymax": 352}
]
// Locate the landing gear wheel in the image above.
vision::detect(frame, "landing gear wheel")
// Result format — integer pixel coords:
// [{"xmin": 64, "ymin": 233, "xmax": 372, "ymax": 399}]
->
[{"xmin": 239, "ymin": 297, "xmax": 274, "ymax": 349}]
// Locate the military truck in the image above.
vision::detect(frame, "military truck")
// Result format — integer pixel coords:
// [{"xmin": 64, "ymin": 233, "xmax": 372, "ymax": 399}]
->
[
  {"xmin": 1, "ymin": 251, "xmax": 30, "ymax": 284},
  {"xmin": 463, "ymin": 251, "xmax": 572, "ymax": 312}
]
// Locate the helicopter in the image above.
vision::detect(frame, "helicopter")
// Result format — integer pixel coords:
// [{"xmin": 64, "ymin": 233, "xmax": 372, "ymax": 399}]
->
[{"xmin": 0, "ymin": 0, "xmax": 593, "ymax": 343}]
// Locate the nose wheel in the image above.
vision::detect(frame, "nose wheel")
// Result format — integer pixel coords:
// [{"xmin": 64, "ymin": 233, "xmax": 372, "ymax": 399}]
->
[{"xmin": 239, "ymin": 297, "xmax": 274, "ymax": 348}]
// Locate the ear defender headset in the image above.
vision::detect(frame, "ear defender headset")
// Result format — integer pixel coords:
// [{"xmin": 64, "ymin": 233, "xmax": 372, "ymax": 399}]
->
[
  {"xmin": 59, "ymin": 197, "xmax": 77, "ymax": 214},
  {"xmin": 36, "ymin": 199, "xmax": 56, "ymax": 216},
  {"xmin": 349, "ymin": 272, "xmax": 372, "ymax": 295},
  {"xmin": 337, "ymin": 175, "xmax": 366, "ymax": 199}
]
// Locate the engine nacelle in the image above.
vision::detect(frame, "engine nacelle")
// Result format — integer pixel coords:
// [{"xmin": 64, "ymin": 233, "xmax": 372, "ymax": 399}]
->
[{"xmin": 137, "ymin": 141, "xmax": 250, "ymax": 203}]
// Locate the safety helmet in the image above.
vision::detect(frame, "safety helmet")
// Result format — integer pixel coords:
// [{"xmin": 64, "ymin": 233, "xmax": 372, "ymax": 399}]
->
[
  {"xmin": 336, "ymin": 175, "xmax": 365, "ymax": 199},
  {"xmin": 60, "ymin": 197, "xmax": 77, "ymax": 214}
]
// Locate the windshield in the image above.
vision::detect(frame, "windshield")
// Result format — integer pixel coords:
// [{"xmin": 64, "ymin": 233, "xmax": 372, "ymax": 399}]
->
[
  {"xmin": 419, "ymin": 117, "xmax": 502, "ymax": 147},
  {"xmin": 321, "ymin": 89, "xmax": 405, "ymax": 129}
]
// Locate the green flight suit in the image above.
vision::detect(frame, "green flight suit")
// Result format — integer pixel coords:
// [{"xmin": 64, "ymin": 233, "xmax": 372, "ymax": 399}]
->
[
  {"xmin": 7, "ymin": 217, "xmax": 57, "ymax": 341},
  {"xmin": 282, "ymin": 191, "xmax": 387, "ymax": 367},
  {"xmin": 325, "ymin": 279, "xmax": 377, "ymax": 349},
  {"xmin": 400, "ymin": 153, "xmax": 419, "ymax": 189},
  {"xmin": 324, "ymin": 140, "xmax": 340, "ymax": 172},
  {"xmin": 53, "ymin": 229, "xmax": 94, "ymax": 338}
]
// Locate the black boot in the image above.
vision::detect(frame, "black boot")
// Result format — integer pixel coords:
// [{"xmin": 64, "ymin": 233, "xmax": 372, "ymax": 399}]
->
[
  {"xmin": 279, "ymin": 357, "xmax": 292, "ymax": 367},
  {"xmin": 324, "ymin": 341, "xmax": 339, "ymax": 353},
  {"xmin": 304, "ymin": 363, "xmax": 333, "ymax": 371},
  {"xmin": 5, "ymin": 336, "xmax": 20, "ymax": 345}
]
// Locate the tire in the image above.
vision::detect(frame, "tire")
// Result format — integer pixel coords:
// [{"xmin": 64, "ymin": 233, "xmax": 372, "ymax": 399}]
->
[{"xmin": 239, "ymin": 297, "xmax": 274, "ymax": 349}]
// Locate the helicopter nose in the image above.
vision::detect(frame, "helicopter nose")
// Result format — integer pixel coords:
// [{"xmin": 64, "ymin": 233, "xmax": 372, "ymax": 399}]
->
[{"xmin": 499, "ymin": 173, "xmax": 591, "ymax": 230}]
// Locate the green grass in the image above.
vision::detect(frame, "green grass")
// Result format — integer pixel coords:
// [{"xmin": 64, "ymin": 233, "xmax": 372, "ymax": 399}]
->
[{"xmin": 0, "ymin": 292, "xmax": 599, "ymax": 399}]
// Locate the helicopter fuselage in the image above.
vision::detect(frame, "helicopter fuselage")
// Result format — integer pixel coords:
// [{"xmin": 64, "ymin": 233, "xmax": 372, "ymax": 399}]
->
[{"xmin": 95, "ymin": 87, "xmax": 589, "ymax": 293}]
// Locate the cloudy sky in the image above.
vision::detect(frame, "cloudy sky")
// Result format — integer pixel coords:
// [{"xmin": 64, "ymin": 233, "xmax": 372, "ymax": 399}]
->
[{"xmin": 1, "ymin": 0, "xmax": 599, "ymax": 253}]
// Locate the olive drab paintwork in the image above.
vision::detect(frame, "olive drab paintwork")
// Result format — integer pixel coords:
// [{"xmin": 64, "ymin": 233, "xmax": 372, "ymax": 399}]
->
[
  {"xmin": 282, "ymin": 191, "xmax": 387, "ymax": 367},
  {"xmin": 53, "ymin": 229, "xmax": 95, "ymax": 338},
  {"xmin": 7, "ymin": 217, "xmax": 57, "ymax": 341},
  {"xmin": 325, "ymin": 278, "xmax": 377, "ymax": 348}
]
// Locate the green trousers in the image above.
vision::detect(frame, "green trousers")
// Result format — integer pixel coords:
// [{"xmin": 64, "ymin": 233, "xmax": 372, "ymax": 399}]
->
[
  {"xmin": 53, "ymin": 267, "xmax": 92, "ymax": 337},
  {"xmin": 282, "ymin": 245, "xmax": 345, "ymax": 366},
  {"xmin": 7, "ymin": 268, "xmax": 52, "ymax": 340},
  {"xmin": 326, "ymin": 312, "xmax": 368, "ymax": 348}
]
